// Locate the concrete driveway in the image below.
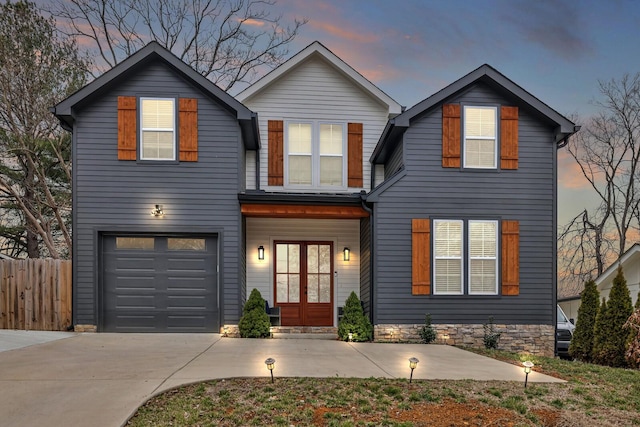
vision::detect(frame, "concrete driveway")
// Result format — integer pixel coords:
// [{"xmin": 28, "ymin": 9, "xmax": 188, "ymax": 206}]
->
[{"xmin": 0, "ymin": 333, "xmax": 563, "ymax": 427}]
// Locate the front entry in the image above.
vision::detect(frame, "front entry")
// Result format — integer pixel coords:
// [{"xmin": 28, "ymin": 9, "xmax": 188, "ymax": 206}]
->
[{"xmin": 274, "ymin": 241, "xmax": 333, "ymax": 326}]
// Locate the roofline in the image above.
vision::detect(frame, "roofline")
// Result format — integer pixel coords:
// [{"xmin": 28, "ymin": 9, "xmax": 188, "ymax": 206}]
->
[
  {"xmin": 52, "ymin": 41, "xmax": 259, "ymax": 149},
  {"xmin": 595, "ymin": 243, "xmax": 640, "ymax": 288},
  {"xmin": 238, "ymin": 190, "xmax": 363, "ymax": 206},
  {"xmin": 236, "ymin": 41, "xmax": 402, "ymax": 116},
  {"xmin": 371, "ymin": 64, "xmax": 578, "ymax": 163}
]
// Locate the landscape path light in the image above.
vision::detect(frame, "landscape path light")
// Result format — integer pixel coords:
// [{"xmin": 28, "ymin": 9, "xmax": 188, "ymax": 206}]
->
[
  {"xmin": 265, "ymin": 357, "xmax": 275, "ymax": 383},
  {"xmin": 523, "ymin": 361, "xmax": 534, "ymax": 388},
  {"xmin": 409, "ymin": 357, "xmax": 419, "ymax": 383}
]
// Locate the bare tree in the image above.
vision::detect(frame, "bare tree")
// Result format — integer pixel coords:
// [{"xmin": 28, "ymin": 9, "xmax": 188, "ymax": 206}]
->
[
  {"xmin": 46, "ymin": 0, "xmax": 307, "ymax": 91},
  {"xmin": 0, "ymin": 0, "xmax": 89, "ymax": 258},
  {"xmin": 559, "ymin": 74, "xmax": 640, "ymax": 295}
]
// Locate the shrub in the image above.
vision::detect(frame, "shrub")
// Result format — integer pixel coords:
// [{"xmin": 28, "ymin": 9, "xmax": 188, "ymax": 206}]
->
[
  {"xmin": 338, "ymin": 292, "xmax": 372, "ymax": 342},
  {"xmin": 624, "ymin": 309, "xmax": 640, "ymax": 368},
  {"xmin": 483, "ymin": 316, "xmax": 501, "ymax": 349},
  {"xmin": 569, "ymin": 279, "xmax": 600, "ymax": 362},
  {"xmin": 238, "ymin": 289, "xmax": 271, "ymax": 338},
  {"xmin": 592, "ymin": 266, "xmax": 633, "ymax": 367},
  {"xmin": 419, "ymin": 314, "xmax": 437, "ymax": 344}
]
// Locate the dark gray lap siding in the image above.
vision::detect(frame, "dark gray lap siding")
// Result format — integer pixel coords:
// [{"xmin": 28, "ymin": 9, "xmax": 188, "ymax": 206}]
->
[
  {"xmin": 373, "ymin": 83, "xmax": 556, "ymax": 326},
  {"xmin": 73, "ymin": 60, "xmax": 243, "ymax": 327}
]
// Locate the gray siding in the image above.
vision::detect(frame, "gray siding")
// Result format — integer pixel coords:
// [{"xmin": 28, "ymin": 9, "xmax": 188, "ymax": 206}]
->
[
  {"xmin": 73, "ymin": 59, "xmax": 244, "ymax": 327},
  {"xmin": 359, "ymin": 216, "xmax": 371, "ymax": 318},
  {"xmin": 385, "ymin": 139, "xmax": 404, "ymax": 179},
  {"xmin": 373, "ymin": 82, "xmax": 556, "ymax": 326}
]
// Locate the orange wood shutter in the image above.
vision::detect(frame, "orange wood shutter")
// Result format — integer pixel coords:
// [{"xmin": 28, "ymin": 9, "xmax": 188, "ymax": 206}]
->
[
  {"xmin": 268, "ymin": 120, "xmax": 284, "ymax": 186},
  {"xmin": 179, "ymin": 98, "xmax": 198, "ymax": 162},
  {"xmin": 412, "ymin": 219, "xmax": 431, "ymax": 295},
  {"xmin": 117, "ymin": 96, "xmax": 137, "ymax": 160},
  {"xmin": 348, "ymin": 122, "xmax": 363, "ymax": 187},
  {"xmin": 442, "ymin": 104, "xmax": 461, "ymax": 167},
  {"xmin": 501, "ymin": 220, "xmax": 520, "ymax": 295},
  {"xmin": 500, "ymin": 106, "xmax": 518, "ymax": 169}
]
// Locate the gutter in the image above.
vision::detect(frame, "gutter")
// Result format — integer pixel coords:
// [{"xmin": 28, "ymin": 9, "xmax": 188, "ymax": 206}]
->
[
  {"xmin": 556, "ymin": 125, "xmax": 581, "ymax": 149},
  {"xmin": 360, "ymin": 191, "xmax": 375, "ymax": 325}
]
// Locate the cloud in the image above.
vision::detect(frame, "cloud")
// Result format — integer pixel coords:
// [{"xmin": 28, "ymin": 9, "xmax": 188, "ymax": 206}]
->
[
  {"xmin": 499, "ymin": 0, "xmax": 594, "ymax": 59},
  {"xmin": 558, "ymin": 149, "xmax": 591, "ymax": 190},
  {"xmin": 308, "ymin": 21, "xmax": 377, "ymax": 44}
]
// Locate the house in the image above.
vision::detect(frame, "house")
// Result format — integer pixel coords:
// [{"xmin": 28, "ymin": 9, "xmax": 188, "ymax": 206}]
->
[
  {"xmin": 54, "ymin": 41, "xmax": 577, "ymax": 356},
  {"xmin": 236, "ymin": 41, "xmax": 401, "ymax": 329},
  {"xmin": 366, "ymin": 64, "xmax": 577, "ymax": 355},
  {"xmin": 53, "ymin": 42, "xmax": 259, "ymax": 332},
  {"xmin": 559, "ymin": 244, "xmax": 640, "ymax": 322}
]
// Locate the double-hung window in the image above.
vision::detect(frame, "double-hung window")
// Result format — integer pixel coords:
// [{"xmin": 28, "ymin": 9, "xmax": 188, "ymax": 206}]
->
[
  {"xmin": 434, "ymin": 220, "xmax": 463, "ymax": 294},
  {"xmin": 140, "ymin": 98, "xmax": 175, "ymax": 160},
  {"xmin": 433, "ymin": 219, "xmax": 498, "ymax": 295},
  {"xmin": 468, "ymin": 220, "xmax": 498, "ymax": 294},
  {"xmin": 463, "ymin": 106, "xmax": 497, "ymax": 168},
  {"xmin": 286, "ymin": 121, "xmax": 345, "ymax": 188}
]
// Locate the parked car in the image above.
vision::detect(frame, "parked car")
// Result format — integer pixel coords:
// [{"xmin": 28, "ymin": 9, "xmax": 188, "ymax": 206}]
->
[{"xmin": 556, "ymin": 305, "xmax": 575, "ymax": 358}]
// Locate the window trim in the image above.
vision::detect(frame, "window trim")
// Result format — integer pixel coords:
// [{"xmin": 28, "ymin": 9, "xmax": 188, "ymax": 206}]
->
[
  {"xmin": 139, "ymin": 97, "xmax": 177, "ymax": 161},
  {"xmin": 433, "ymin": 219, "xmax": 464, "ymax": 295},
  {"xmin": 284, "ymin": 120, "xmax": 347, "ymax": 190},
  {"xmin": 467, "ymin": 220, "xmax": 499, "ymax": 295},
  {"xmin": 462, "ymin": 105, "xmax": 498, "ymax": 169}
]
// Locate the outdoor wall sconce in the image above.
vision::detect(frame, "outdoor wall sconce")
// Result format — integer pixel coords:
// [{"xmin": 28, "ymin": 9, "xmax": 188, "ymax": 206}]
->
[
  {"xmin": 265, "ymin": 357, "xmax": 275, "ymax": 383},
  {"xmin": 343, "ymin": 247, "xmax": 350, "ymax": 261},
  {"xmin": 523, "ymin": 361, "xmax": 534, "ymax": 388},
  {"xmin": 150, "ymin": 204, "xmax": 164, "ymax": 217},
  {"xmin": 258, "ymin": 245, "xmax": 265, "ymax": 260},
  {"xmin": 409, "ymin": 357, "xmax": 419, "ymax": 383}
]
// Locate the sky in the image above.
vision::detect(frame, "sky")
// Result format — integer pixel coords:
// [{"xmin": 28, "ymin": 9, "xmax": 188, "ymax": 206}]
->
[{"xmin": 261, "ymin": 0, "xmax": 640, "ymax": 226}]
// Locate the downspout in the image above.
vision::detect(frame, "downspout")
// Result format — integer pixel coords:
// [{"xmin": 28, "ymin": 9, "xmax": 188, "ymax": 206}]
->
[
  {"xmin": 255, "ymin": 149, "xmax": 260, "ymax": 190},
  {"xmin": 360, "ymin": 191, "xmax": 374, "ymax": 325}
]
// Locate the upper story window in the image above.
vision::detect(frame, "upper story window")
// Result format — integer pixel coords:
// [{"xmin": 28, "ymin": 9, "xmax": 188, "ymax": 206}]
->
[
  {"xmin": 463, "ymin": 106, "xmax": 497, "ymax": 168},
  {"xmin": 140, "ymin": 98, "xmax": 175, "ymax": 161},
  {"xmin": 286, "ymin": 121, "xmax": 345, "ymax": 188}
]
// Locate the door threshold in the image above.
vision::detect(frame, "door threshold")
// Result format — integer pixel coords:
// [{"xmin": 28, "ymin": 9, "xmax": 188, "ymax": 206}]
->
[{"xmin": 270, "ymin": 326, "xmax": 338, "ymax": 339}]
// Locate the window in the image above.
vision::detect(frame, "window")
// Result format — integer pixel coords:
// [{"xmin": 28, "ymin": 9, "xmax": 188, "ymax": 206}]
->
[
  {"xmin": 463, "ymin": 106, "xmax": 497, "ymax": 168},
  {"xmin": 116, "ymin": 237, "xmax": 154, "ymax": 250},
  {"xmin": 433, "ymin": 219, "xmax": 498, "ymax": 295},
  {"xmin": 468, "ymin": 221, "xmax": 498, "ymax": 294},
  {"xmin": 286, "ymin": 121, "xmax": 345, "ymax": 188},
  {"xmin": 167, "ymin": 238, "xmax": 206, "ymax": 251},
  {"xmin": 140, "ymin": 98, "xmax": 175, "ymax": 160},
  {"xmin": 433, "ymin": 220, "xmax": 463, "ymax": 294}
]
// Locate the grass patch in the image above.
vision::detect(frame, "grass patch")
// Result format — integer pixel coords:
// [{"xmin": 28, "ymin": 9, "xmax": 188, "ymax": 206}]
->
[{"xmin": 128, "ymin": 349, "xmax": 640, "ymax": 427}]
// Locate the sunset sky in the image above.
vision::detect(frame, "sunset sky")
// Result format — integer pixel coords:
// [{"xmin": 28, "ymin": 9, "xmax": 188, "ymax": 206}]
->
[{"xmin": 262, "ymin": 0, "xmax": 640, "ymax": 226}]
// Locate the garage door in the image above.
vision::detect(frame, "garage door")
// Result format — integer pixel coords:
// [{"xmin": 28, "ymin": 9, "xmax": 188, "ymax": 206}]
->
[{"xmin": 102, "ymin": 235, "xmax": 218, "ymax": 332}]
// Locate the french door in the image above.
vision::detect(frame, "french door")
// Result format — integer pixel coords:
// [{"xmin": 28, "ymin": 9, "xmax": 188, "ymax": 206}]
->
[{"xmin": 274, "ymin": 241, "xmax": 333, "ymax": 326}]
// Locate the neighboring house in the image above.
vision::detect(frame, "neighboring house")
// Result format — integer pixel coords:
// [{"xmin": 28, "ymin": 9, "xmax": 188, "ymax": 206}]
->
[
  {"xmin": 53, "ymin": 42, "xmax": 259, "ymax": 332},
  {"xmin": 366, "ymin": 64, "xmax": 576, "ymax": 355},
  {"xmin": 53, "ymin": 41, "xmax": 577, "ymax": 356},
  {"xmin": 236, "ymin": 42, "xmax": 401, "ymax": 328},
  {"xmin": 560, "ymin": 243, "xmax": 640, "ymax": 322}
]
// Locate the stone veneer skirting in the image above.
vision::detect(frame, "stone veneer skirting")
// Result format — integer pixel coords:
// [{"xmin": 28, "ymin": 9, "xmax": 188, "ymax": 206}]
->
[{"xmin": 374, "ymin": 323, "xmax": 555, "ymax": 357}]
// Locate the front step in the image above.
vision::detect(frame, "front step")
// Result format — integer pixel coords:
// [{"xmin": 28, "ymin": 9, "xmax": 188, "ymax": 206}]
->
[{"xmin": 270, "ymin": 326, "xmax": 338, "ymax": 340}]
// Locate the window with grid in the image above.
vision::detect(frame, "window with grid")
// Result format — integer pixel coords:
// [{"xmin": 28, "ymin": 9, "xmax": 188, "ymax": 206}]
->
[
  {"xmin": 433, "ymin": 220, "xmax": 463, "ymax": 294},
  {"xmin": 468, "ymin": 220, "xmax": 498, "ymax": 294},
  {"xmin": 463, "ymin": 106, "xmax": 496, "ymax": 168},
  {"xmin": 286, "ymin": 121, "xmax": 344, "ymax": 188},
  {"xmin": 141, "ymin": 98, "xmax": 175, "ymax": 160}
]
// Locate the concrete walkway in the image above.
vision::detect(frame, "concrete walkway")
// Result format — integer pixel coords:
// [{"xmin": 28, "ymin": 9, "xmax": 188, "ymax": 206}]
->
[{"xmin": 0, "ymin": 333, "xmax": 563, "ymax": 427}]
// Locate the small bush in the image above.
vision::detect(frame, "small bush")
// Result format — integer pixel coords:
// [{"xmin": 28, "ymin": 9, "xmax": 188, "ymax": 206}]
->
[
  {"xmin": 624, "ymin": 309, "xmax": 640, "ymax": 368},
  {"xmin": 238, "ymin": 288, "xmax": 271, "ymax": 338},
  {"xmin": 338, "ymin": 292, "xmax": 372, "ymax": 342},
  {"xmin": 483, "ymin": 316, "xmax": 501, "ymax": 349},
  {"xmin": 419, "ymin": 313, "xmax": 437, "ymax": 344}
]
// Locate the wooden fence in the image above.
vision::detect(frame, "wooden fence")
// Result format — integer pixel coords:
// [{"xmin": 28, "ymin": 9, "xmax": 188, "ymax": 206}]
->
[{"xmin": 0, "ymin": 259, "xmax": 72, "ymax": 331}]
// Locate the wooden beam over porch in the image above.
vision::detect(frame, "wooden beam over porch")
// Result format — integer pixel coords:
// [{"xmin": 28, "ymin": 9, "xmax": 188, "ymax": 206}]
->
[{"xmin": 241, "ymin": 204, "xmax": 369, "ymax": 219}]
